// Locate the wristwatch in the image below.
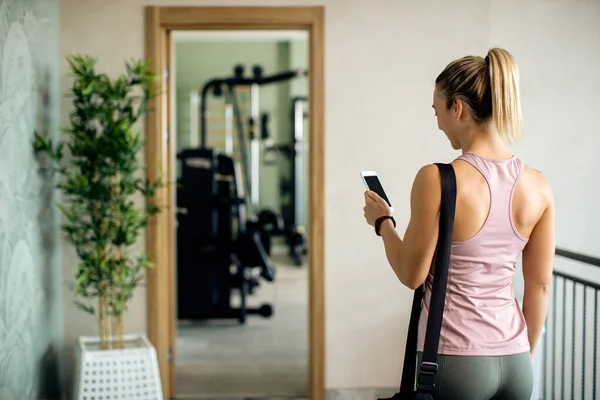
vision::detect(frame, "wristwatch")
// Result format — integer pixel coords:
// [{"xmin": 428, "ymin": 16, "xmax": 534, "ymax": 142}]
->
[{"xmin": 375, "ymin": 215, "xmax": 396, "ymax": 236}]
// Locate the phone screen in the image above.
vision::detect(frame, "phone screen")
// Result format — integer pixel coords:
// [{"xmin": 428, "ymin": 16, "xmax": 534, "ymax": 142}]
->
[{"xmin": 364, "ymin": 175, "xmax": 392, "ymax": 208}]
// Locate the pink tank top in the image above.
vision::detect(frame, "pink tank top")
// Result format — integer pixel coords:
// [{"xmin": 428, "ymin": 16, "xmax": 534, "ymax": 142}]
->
[{"xmin": 416, "ymin": 152, "xmax": 531, "ymax": 356}]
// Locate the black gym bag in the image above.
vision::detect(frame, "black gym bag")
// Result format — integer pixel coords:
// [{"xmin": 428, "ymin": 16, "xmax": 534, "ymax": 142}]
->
[{"xmin": 378, "ymin": 162, "xmax": 457, "ymax": 400}]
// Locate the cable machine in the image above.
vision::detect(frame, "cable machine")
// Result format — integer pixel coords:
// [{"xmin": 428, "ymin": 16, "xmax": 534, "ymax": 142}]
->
[
  {"xmin": 200, "ymin": 66, "xmax": 308, "ymax": 264},
  {"xmin": 175, "ymin": 65, "xmax": 308, "ymax": 323}
]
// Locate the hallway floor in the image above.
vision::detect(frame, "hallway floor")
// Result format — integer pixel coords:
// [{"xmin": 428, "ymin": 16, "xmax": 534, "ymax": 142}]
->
[{"xmin": 175, "ymin": 252, "xmax": 308, "ymax": 399}]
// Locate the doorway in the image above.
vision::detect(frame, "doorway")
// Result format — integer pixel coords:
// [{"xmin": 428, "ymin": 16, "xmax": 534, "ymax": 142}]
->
[
  {"xmin": 173, "ymin": 29, "xmax": 308, "ymax": 397},
  {"xmin": 144, "ymin": 7, "xmax": 325, "ymax": 400}
]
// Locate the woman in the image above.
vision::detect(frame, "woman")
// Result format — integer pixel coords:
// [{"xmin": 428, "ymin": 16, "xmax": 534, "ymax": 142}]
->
[{"xmin": 363, "ymin": 47, "xmax": 554, "ymax": 400}]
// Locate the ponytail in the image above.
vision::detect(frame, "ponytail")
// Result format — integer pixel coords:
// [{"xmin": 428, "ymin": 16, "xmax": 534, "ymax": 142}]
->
[
  {"xmin": 435, "ymin": 47, "xmax": 523, "ymax": 144},
  {"xmin": 487, "ymin": 48, "xmax": 522, "ymax": 144}
]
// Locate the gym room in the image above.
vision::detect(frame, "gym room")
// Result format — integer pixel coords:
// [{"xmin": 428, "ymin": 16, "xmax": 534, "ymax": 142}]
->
[{"xmin": 171, "ymin": 29, "xmax": 310, "ymax": 398}]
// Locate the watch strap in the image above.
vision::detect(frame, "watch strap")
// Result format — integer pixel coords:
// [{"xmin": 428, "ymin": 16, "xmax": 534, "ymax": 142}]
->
[{"xmin": 375, "ymin": 215, "xmax": 395, "ymax": 236}]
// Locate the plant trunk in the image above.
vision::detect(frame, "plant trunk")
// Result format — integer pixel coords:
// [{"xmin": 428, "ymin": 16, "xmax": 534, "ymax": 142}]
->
[
  {"xmin": 98, "ymin": 294, "xmax": 105, "ymax": 349},
  {"xmin": 118, "ymin": 313, "xmax": 125, "ymax": 349},
  {"xmin": 105, "ymin": 291, "xmax": 111, "ymax": 348},
  {"xmin": 111, "ymin": 302, "xmax": 125, "ymax": 349},
  {"xmin": 111, "ymin": 314, "xmax": 118, "ymax": 349},
  {"xmin": 98, "ymin": 287, "xmax": 109, "ymax": 350},
  {"xmin": 94, "ymin": 176, "xmax": 111, "ymax": 350},
  {"xmin": 113, "ymin": 168, "xmax": 126, "ymax": 349}
]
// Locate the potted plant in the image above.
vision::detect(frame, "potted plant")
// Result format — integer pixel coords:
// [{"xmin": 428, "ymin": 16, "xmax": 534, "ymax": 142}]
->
[{"xmin": 33, "ymin": 54, "xmax": 164, "ymax": 399}]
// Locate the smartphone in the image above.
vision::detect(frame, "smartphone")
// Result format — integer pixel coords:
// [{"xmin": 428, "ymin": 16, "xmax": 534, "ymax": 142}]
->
[{"xmin": 360, "ymin": 171, "xmax": 393, "ymax": 212}]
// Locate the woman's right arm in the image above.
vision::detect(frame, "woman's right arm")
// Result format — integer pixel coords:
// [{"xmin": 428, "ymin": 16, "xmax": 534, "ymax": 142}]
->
[{"xmin": 522, "ymin": 176, "xmax": 555, "ymax": 358}]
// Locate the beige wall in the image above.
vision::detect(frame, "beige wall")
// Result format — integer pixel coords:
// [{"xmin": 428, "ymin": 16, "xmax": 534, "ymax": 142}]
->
[{"xmin": 60, "ymin": 0, "xmax": 600, "ymax": 390}]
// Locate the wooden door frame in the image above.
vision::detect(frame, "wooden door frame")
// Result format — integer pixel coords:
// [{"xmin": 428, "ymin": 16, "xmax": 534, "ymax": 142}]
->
[{"xmin": 144, "ymin": 6, "xmax": 326, "ymax": 400}]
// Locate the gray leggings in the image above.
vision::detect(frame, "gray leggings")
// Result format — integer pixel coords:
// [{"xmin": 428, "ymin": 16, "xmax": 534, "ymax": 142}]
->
[{"xmin": 416, "ymin": 351, "xmax": 533, "ymax": 400}]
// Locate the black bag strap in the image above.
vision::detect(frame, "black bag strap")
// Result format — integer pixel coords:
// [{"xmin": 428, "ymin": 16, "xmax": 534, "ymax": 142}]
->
[
  {"xmin": 398, "ymin": 163, "xmax": 457, "ymax": 397},
  {"xmin": 398, "ymin": 280, "xmax": 424, "ymax": 397}
]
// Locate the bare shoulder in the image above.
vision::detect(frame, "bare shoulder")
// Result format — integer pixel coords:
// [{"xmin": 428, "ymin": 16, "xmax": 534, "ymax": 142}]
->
[
  {"xmin": 415, "ymin": 163, "xmax": 442, "ymax": 182},
  {"xmin": 411, "ymin": 164, "xmax": 441, "ymax": 207},
  {"xmin": 521, "ymin": 165, "xmax": 554, "ymax": 207},
  {"xmin": 413, "ymin": 164, "xmax": 442, "ymax": 193}
]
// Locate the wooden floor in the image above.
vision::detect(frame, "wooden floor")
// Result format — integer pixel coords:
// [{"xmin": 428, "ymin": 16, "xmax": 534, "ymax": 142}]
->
[{"xmin": 175, "ymin": 252, "xmax": 309, "ymax": 399}]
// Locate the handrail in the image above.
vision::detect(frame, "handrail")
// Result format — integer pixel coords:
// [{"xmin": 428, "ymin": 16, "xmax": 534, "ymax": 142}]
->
[
  {"xmin": 555, "ymin": 247, "xmax": 600, "ymax": 267},
  {"xmin": 544, "ymin": 246, "xmax": 600, "ymax": 400},
  {"xmin": 552, "ymin": 270, "xmax": 600, "ymax": 290}
]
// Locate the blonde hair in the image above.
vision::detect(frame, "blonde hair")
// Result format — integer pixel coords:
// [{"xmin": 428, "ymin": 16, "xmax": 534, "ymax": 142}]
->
[{"xmin": 435, "ymin": 47, "xmax": 522, "ymax": 144}]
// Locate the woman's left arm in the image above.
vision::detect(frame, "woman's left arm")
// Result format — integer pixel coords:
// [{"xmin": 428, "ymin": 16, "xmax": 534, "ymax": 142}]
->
[{"xmin": 368, "ymin": 164, "xmax": 442, "ymax": 289}]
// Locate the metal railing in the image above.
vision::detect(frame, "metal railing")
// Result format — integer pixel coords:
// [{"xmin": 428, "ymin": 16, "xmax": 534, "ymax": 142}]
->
[{"xmin": 542, "ymin": 247, "xmax": 600, "ymax": 400}]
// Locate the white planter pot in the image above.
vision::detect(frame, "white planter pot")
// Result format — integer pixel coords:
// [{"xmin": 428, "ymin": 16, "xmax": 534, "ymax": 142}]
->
[{"xmin": 74, "ymin": 333, "xmax": 163, "ymax": 400}]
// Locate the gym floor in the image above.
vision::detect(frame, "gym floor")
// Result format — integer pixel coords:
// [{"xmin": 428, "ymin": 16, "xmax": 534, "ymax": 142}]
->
[{"xmin": 175, "ymin": 250, "xmax": 309, "ymax": 399}]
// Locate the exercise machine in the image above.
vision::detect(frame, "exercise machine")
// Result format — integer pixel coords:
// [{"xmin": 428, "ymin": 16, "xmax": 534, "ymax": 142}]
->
[
  {"xmin": 175, "ymin": 65, "xmax": 307, "ymax": 323},
  {"xmin": 262, "ymin": 97, "xmax": 308, "ymax": 266},
  {"xmin": 200, "ymin": 65, "xmax": 308, "ymax": 262},
  {"xmin": 199, "ymin": 65, "xmax": 308, "ymax": 215},
  {"xmin": 176, "ymin": 147, "xmax": 275, "ymax": 323}
]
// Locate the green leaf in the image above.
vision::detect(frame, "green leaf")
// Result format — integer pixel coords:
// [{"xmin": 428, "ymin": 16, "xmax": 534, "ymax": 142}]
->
[{"xmin": 74, "ymin": 300, "xmax": 95, "ymax": 315}]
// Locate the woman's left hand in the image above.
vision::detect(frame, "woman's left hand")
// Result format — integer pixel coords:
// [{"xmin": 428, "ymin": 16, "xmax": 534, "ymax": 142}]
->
[{"xmin": 363, "ymin": 190, "xmax": 392, "ymax": 227}]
